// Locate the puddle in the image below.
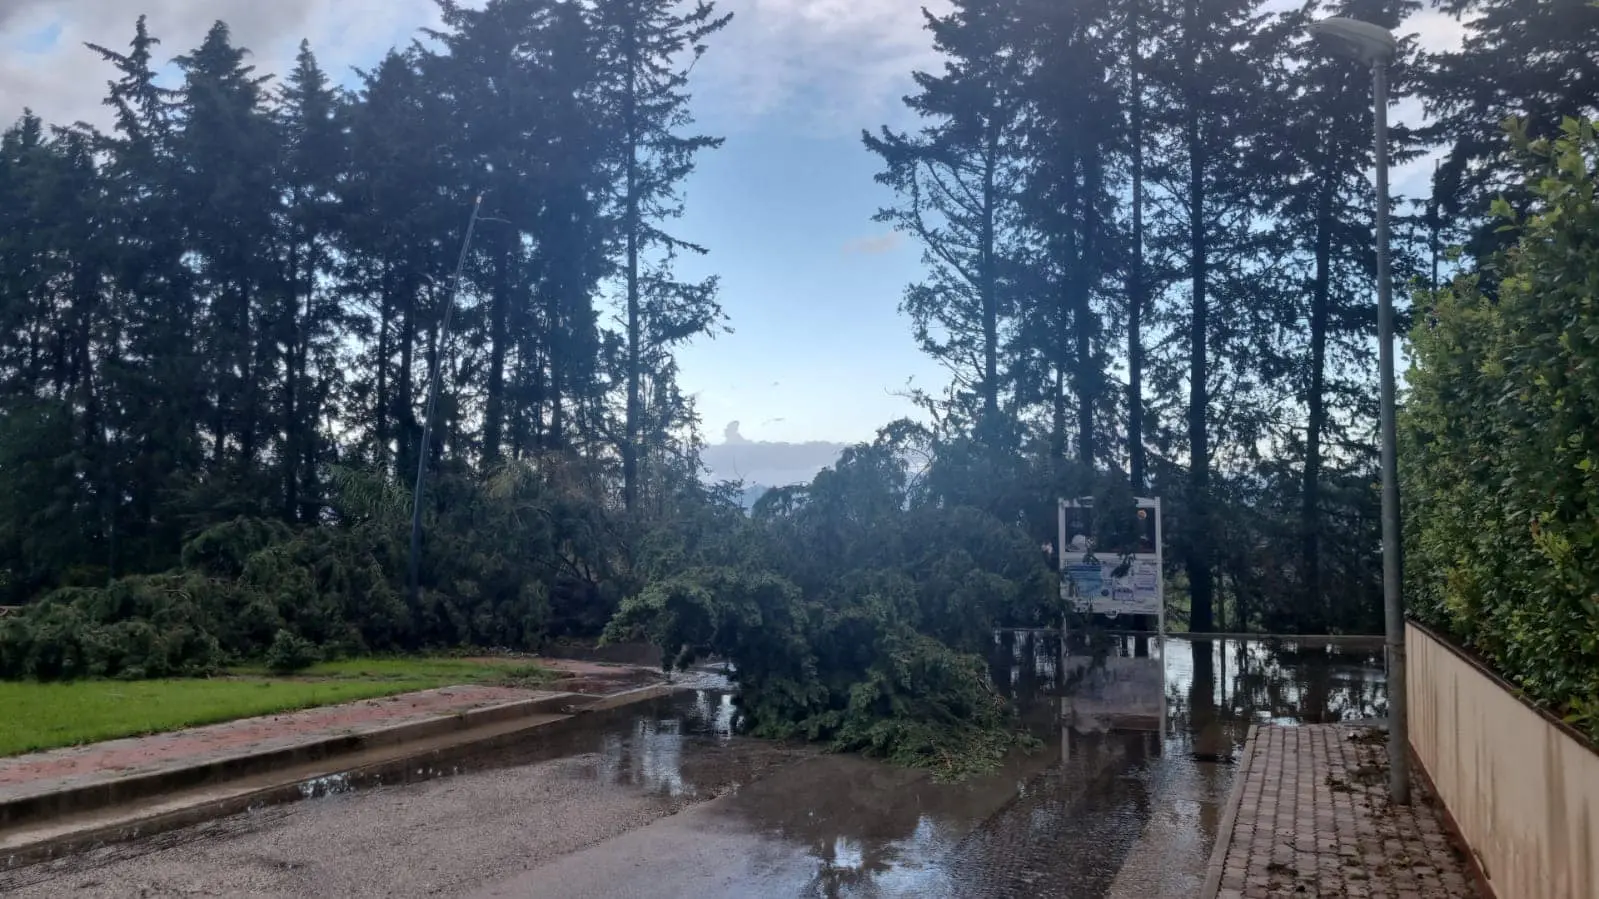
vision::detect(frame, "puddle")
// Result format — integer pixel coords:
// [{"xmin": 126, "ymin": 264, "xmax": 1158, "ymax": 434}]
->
[{"xmin": 623, "ymin": 631, "xmax": 1387, "ymax": 898}]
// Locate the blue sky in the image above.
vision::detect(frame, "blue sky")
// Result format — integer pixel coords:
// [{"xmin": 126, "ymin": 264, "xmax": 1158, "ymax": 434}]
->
[{"xmin": 0, "ymin": 0, "xmax": 1466, "ymax": 465}]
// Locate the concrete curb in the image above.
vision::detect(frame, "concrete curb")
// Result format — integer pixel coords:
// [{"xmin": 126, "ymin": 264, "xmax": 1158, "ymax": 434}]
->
[
  {"xmin": 0, "ymin": 689, "xmax": 588, "ymax": 832},
  {"xmin": 1199, "ymin": 723, "xmax": 1258, "ymax": 899},
  {"xmin": 1, "ymin": 682, "xmax": 684, "ymax": 871}
]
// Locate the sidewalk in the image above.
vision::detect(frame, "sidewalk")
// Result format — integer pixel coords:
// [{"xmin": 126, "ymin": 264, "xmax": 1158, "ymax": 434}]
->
[
  {"xmin": 0, "ymin": 684, "xmax": 567, "ymax": 807},
  {"xmin": 0, "ymin": 659, "xmax": 678, "ymax": 834},
  {"xmin": 1203, "ymin": 724, "xmax": 1481, "ymax": 899}
]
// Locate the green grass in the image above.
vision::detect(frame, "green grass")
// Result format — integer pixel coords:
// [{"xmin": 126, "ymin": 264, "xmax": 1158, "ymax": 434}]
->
[{"xmin": 0, "ymin": 655, "xmax": 555, "ymax": 758}]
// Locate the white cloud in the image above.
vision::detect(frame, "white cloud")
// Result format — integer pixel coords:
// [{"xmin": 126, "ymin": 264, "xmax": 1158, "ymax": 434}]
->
[
  {"xmin": 0, "ymin": 0, "xmax": 441, "ymax": 130},
  {"xmin": 692, "ymin": 0, "xmax": 950, "ymax": 135},
  {"xmin": 843, "ymin": 231, "xmax": 903, "ymax": 255},
  {"xmin": 1404, "ymin": 9, "xmax": 1471, "ymax": 55},
  {"xmin": 1, "ymin": 0, "xmax": 945, "ymax": 137}
]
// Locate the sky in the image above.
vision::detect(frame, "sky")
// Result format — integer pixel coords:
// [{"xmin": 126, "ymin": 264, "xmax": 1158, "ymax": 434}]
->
[{"xmin": 0, "ymin": 0, "xmax": 1470, "ymax": 484}]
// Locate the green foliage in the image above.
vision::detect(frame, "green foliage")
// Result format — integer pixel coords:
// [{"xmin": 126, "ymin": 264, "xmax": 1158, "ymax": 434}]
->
[
  {"xmin": 0, "ymin": 575, "xmax": 229, "ymax": 680},
  {"xmin": 1403, "ymin": 118, "xmax": 1599, "ymax": 738},
  {"xmin": 264, "ymin": 629, "xmax": 320, "ymax": 674},
  {"xmin": 0, "ymin": 458, "xmax": 624, "ymax": 679},
  {"xmin": 605, "ymin": 426, "xmax": 1052, "ymax": 779}
]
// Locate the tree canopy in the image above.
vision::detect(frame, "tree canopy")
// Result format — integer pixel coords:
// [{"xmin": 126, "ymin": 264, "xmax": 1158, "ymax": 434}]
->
[{"xmin": 3, "ymin": 0, "xmax": 1599, "ymax": 763}]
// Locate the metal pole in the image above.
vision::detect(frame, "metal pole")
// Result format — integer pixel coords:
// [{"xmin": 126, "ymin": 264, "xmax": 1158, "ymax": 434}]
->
[
  {"xmin": 1372, "ymin": 61, "xmax": 1410, "ymax": 805},
  {"xmin": 408, "ymin": 195, "xmax": 486, "ymax": 609}
]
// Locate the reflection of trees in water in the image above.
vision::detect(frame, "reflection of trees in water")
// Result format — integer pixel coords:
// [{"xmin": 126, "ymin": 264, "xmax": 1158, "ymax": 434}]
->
[
  {"xmin": 594, "ymin": 716, "xmax": 689, "ymax": 797},
  {"xmin": 941, "ymin": 727, "xmax": 1157, "ymax": 898},
  {"xmin": 708, "ymin": 634, "xmax": 1387, "ymax": 897},
  {"xmin": 687, "ymin": 689, "xmax": 738, "ymax": 740},
  {"xmin": 1166, "ymin": 638, "xmax": 1387, "ymax": 739},
  {"xmin": 989, "ymin": 629, "xmax": 1061, "ymax": 705},
  {"xmin": 747, "ymin": 759, "xmax": 936, "ymax": 897},
  {"xmin": 718, "ymin": 746, "xmax": 1065, "ymax": 898}
]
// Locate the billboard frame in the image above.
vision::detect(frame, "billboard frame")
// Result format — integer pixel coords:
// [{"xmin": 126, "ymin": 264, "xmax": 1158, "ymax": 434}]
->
[{"xmin": 1057, "ymin": 496, "xmax": 1165, "ymax": 637}]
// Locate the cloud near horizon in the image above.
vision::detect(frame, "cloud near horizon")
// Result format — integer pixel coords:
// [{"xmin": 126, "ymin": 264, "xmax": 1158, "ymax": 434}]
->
[
  {"xmin": 702, "ymin": 421, "xmax": 847, "ymax": 486},
  {"xmin": 843, "ymin": 232, "xmax": 904, "ymax": 255}
]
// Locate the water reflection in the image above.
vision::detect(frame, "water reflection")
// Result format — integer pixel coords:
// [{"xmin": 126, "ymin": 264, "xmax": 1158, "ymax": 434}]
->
[
  {"xmin": 391, "ymin": 634, "xmax": 1387, "ymax": 897},
  {"xmin": 720, "ymin": 631, "xmax": 1389, "ymax": 897},
  {"xmin": 586, "ymin": 689, "xmax": 746, "ymax": 799}
]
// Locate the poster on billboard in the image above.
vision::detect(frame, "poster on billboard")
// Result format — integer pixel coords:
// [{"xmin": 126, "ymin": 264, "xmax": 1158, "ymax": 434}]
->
[{"xmin": 1061, "ymin": 558, "xmax": 1162, "ymax": 616}]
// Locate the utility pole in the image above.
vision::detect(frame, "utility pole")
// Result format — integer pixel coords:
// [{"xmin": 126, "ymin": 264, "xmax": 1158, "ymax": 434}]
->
[{"xmin": 408, "ymin": 195, "xmax": 485, "ymax": 609}]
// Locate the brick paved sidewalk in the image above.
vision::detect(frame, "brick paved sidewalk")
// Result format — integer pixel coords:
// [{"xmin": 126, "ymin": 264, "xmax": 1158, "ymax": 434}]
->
[{"xmin": 1203, "ymin": 724, "xmax": 1479, "ymax": 899}]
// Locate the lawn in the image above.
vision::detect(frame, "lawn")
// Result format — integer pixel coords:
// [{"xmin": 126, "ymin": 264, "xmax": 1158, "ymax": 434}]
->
[{"xmin": 0, "ymin": 656, "xmax": 554, "ymax": 758}]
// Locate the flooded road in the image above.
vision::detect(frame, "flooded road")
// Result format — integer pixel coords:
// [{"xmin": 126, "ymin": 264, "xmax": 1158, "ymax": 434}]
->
[{"xmin": 1, "ymin": 634, "xmax": 1385, "ymax": 898}]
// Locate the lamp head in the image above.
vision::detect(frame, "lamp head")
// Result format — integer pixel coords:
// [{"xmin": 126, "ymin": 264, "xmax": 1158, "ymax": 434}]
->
[{"xmin": 1308, "ymin": 17, "xmax": 1397, "ymax": 67}]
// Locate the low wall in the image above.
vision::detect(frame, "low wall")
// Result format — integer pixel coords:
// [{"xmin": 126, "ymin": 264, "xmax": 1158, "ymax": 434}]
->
[{"xmin": 1407, "ymin": 620, "xmax": 1599, "ymax": 899}]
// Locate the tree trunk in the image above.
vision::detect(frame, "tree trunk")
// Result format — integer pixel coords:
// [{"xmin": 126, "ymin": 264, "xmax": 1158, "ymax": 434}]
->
[
  {"xmin": 375, "ymin": 263, "xmax": 392, "ymax": 474},
  {"xmin": 1052, "ymin": 150, "xmax": 1080, "ymax": 462},
  {"xmin": 1183, "ymin": 0, "xmax": 1214, "ymax": 633},
  {"xmin": 1303, "ymin": 173, "xmax": 1333, "ymax": 619},
  {"xmin": 1075, "ymin": 152, "xmax": 1103, "ymax": 466},
  {"xmin": 398, "ymin": 278, "xmax": 417, "ymax": 481},
  {"xmin": 483, "ymin": 235, "xmax": 511, "ymax": 464},
  {"xmin": 547, "ymin": 280, "xmax": 566, "ymax": 450},
  {"xmin": 979, "ymin": 120, "xmax": 1001, "ymax": 433},
  {"xmin": 1127, "ymin": 0, "xmax": 1147, "ymax": 493},
  {"xmin": 284, "ymin": 241, "xmax": 302, "ymax": 521},
  {"xmin": 622, "ymin": 13, "xmax": 642, "ymax": 511}
]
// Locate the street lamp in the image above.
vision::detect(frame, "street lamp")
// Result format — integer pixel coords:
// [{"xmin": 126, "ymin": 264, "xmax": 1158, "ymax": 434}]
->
[{"xmin": 1307, "ymin": 16, "xmax": 1409, "ymax": 805}]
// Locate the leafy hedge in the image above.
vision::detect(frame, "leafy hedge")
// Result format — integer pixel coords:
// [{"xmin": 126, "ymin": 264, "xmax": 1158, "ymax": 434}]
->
[{"xmin": 1402, "ymin": 118, "xmax": 1599, "ymax": 738}]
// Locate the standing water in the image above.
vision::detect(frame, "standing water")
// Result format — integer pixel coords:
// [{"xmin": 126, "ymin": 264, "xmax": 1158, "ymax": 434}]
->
[
  {"xmin": 1, "ymin": 634, "xmax": 1386, "ymax": 899},
  {"xmin": 474, "ymin": 631, "xmax": 1386, "ymax": 897}
]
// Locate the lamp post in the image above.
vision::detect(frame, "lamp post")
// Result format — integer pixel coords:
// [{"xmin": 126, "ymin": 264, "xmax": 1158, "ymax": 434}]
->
[
  {"xmin": 407, "ymin": 194, "xmax": 485, "ymax": 610},
  {"xmin": 1307, "ymin": 15, "xmax": 1409, "ymax": 805}
]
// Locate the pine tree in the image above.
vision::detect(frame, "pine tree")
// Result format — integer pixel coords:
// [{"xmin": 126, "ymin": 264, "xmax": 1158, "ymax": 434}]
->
[
  {"xmin": 277, "ymin": 41, "xmax": 347, "ymax": 521},
  {"xmin": 341, "ymin": 49, "xmax": 456, "ymax": 480},
  {"xmin": 865, "ymin": 0, "xmax": 1031, "ymax": 446},
  {"xmin": 172, "ymin": 21, "xmax": 282, "ymax": 477},
  {"xmin": 1143, "ymin": 0, "xmax": 1293, "ymax": 631},
  {"xmin": 1273, "ymin": 0, "xmax": 1420, "ymax": 629},
  {"xmin": 1423, "ymin": 0, "xmax": 1599, "ymax": 266},
  {"xmin": 1011, "ymin": 0, "xmax": 1123, "ymax": 466},
  {"xmin": 590, "ymin": 0, "xmax": 731, "ymax": 512},
  {"xmin": 87, "ymin": 17, "xmax": 198, "ymax": 573}
]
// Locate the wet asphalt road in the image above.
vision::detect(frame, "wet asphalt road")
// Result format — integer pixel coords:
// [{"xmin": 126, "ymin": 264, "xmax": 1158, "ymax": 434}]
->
[{"xmin": 0, "ymin": 636, "xmax": 1386, "ymax": 898}]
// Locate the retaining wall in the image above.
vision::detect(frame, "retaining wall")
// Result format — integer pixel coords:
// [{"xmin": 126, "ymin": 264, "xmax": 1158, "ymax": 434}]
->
[{"xmin": 1407, "ymin": 620, "xmax": 1599, "ymax": 899}]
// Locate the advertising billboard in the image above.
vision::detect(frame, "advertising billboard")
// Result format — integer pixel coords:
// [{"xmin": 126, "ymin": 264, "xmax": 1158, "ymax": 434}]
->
[{"xmin": 1058, "ymin": 497, "xmax": 1165, "ymax": 629}]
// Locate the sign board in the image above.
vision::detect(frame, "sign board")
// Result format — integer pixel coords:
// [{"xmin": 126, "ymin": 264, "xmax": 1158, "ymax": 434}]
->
[{"xmin": 1058, "ymin": 497, "xmax": 1165, "ymax": 632}]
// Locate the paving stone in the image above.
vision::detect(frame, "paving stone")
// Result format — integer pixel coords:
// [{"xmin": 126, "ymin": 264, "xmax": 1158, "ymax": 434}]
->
[{"xmin": 1208, "ymin": 724, "xmax": 1481, "ymax": 898}]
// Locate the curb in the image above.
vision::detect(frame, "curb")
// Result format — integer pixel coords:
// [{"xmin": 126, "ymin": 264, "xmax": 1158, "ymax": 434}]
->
[
  {"xmin": 1199, "ymin": 723, "xmax": 1258, "ymax": 899},
  {"xmin": 0, "ymin": 689, "xmax": 585, "ymax": 832},
  {"xmin": 1, "ymin": 682, "xmax": 683, "ymax": 871}
]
